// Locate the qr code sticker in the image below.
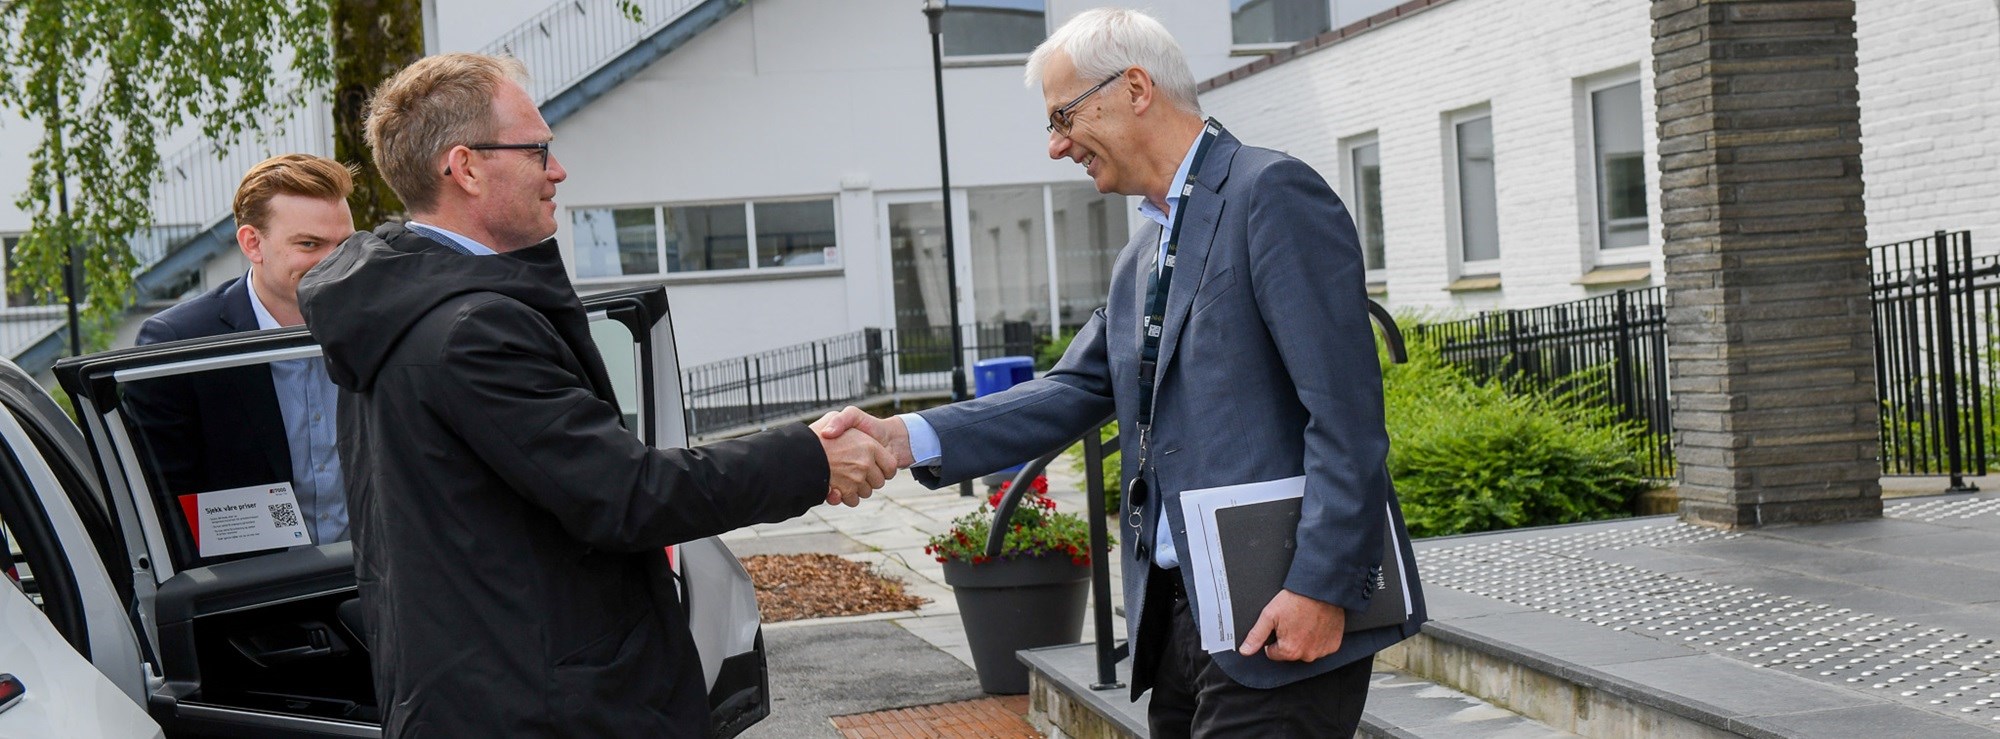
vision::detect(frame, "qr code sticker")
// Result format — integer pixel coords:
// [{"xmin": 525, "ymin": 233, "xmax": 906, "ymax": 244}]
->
[{"xmin": 268, "ymin": 502, "xmax": 299, "ymax": 528}]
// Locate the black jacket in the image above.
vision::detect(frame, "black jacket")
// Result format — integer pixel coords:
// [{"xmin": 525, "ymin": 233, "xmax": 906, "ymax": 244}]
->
[{"xmin": 298, "ymin": 223, "xmax": 829, "ymax": 737}]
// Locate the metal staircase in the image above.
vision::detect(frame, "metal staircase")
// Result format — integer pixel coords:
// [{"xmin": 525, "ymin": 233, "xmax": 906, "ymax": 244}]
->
[{"xmin": 11, "ymin": 0, "xmax": 743, "ymax": 375}]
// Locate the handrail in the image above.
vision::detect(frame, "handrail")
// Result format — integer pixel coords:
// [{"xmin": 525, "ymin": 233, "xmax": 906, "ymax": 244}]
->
[
  {"xmin": 478, "ymin": 0, "xmax": 706, "ymax": 105},
  {"xmin": 978, "ymin": 300, "xmax": 1408, "ymax": 689}
]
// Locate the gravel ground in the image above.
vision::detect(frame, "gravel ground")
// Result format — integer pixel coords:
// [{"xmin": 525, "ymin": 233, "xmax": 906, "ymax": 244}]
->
[{"xmin": 739, "ymin": 620, "xmax": 985, "ymax": 738}]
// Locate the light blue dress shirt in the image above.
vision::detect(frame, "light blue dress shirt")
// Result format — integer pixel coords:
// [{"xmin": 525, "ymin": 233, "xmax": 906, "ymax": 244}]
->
[
  {"xmin": 904, "ymin": 133, "xmax": 1205, "ymax": 570},
  {"xmin": 245, "ymin": 272, "xmax": 347, "ymax": 544},
  {"xmin": 406, "ymin": 221, "xmax": 499, "ymax": 255}
]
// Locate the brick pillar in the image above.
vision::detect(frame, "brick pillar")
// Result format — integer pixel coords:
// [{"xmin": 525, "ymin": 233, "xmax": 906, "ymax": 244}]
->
[{"xmin": 1653, "ymin": 0, "xmax": 1881, "ymax": 527}]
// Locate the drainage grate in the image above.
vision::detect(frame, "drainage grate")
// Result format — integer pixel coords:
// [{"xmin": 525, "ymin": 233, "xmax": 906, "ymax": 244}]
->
[{"xmin": 1422, "ymin": 522, "xmax": 2000, "ymax": 723}]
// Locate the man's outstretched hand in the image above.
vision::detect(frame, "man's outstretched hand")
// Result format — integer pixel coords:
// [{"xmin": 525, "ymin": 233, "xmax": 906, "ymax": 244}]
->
[
  {"xmin": 813, "ymin": 406, "xmax": 914, "ymax": 469},
  {"xmin": 816, "ymin": 428, "xmax": 895, "ymax": 507}
]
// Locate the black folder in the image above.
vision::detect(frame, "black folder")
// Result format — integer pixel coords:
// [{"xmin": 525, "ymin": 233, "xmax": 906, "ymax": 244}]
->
[{"xmin": 1212, "ymin": 499, "xmax": 1410, "ymax": 648}]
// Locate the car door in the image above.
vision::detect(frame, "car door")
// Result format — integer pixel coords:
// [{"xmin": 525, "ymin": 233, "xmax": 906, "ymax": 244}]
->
[
  {"xmin": 54, "ymin": 284, "xmax": 769, "ymax": 738},
  {"xmin": 0, "ymin": 359, "xmax": 160, "ymax": 738}
]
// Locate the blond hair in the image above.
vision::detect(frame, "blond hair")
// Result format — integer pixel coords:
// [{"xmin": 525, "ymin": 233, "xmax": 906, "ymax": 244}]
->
[
  {"xmin": 364, "ymin": 53, "xmax": 530, "ymax": 213},
  {"xmin": 233, "ymin": 154, "xmax": 358, "ymax": 230}
]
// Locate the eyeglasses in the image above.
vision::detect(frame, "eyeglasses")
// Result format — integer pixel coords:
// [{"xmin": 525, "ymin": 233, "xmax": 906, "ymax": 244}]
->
[
  {"xmin": 1046, "ymin": 73, "xmax": 1122, "ymax": 136},
  {"xmin": 443, "ymin": 142, "xmax": 551, "ymax": 175}
]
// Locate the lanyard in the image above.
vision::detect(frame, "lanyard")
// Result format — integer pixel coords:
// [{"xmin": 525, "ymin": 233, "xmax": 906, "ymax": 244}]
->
[{"xmin": 1136, "ymin": 120, "xmax": 1220, "ymax": 436}]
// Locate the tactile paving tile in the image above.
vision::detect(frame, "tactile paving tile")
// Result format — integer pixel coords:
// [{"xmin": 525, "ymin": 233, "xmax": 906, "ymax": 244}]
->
[
  {"xmin": 1420, "ymin": 522, "xmax": 2000, "ymax": 724},
  {"xmin": 1888, "ymin": 497, "xmax": 2000, "ymax": 523}
]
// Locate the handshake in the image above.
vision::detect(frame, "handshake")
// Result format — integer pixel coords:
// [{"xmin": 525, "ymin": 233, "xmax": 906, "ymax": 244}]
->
[{"xmin": 811, "ymin": 406, "xmax": 918, "ymax": 507}]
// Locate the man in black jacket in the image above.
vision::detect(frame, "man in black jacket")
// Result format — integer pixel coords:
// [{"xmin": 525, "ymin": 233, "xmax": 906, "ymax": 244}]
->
[{"xmin": 298, "ymin": 53, "xmax": 895, "ymax": 737}]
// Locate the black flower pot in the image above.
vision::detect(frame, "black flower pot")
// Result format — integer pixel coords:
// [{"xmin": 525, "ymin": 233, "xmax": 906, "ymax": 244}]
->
[{"xmin": 942, "ymin": 554, "xmax": 1091, "ymax": 694}]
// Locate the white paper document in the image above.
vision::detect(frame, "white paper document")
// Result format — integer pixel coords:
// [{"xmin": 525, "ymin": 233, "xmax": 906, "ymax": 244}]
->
[
  {"xmin": 1179, "ymin": 476, "xmax": 1306, "ymax": 653},
  {"xmin": 1178, "ymin": 476, "xmax": 1415, "ymax": 654},
  {"xmin": 177, "ymin": 482, "xmax": 312, "ymax": 557}
]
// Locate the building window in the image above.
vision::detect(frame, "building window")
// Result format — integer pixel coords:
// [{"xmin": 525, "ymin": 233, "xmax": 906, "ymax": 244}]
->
[
  {"xmin": 1450, "ymin": 112, "xmax": 1500, "ymax": 269},
  {"xmin": 753, "ymin": 200, "xmax": 837, "ymax": 268},
  {"xmin": 1052, "ymin": 184, "xmax": 1128, "ymax": 331},
  {"xmin": 2, "ymin": 235, "xmax": 59, "ymax": 308},
  {"xmin": 1231, "ymin": 0, "xmax": 1331, "ymax": 45},
  {"xmin": 942, "ymin": 0, "xmax": 1046, "ymax": 57},
  {"xmin": 1346, "ymin": 138, "xmax": 1385, "ymax": 272},
  {"xmin": 1590, "ymin": 80, "xmax": 1648, "ymax": 250},
  {"xmin": 572, "ymin": 198, "xmax": 836, "ymax": 279},
  {"xmin": 968, "ymin": 186, "xmax": 1052, "ymax": 328}
]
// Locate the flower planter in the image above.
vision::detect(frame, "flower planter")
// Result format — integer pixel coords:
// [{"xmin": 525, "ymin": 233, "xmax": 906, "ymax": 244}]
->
[{"xmin": 943, "ymin": 554, "xmax": 1091, "ymax": 694}]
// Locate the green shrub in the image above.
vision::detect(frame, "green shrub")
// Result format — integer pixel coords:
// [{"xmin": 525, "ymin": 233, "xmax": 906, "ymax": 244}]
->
[
  {"xmin": 1036, "ymin": 329, "xmax": 1077, "ymax": 372},
  {"xmin": 1061, "ymin": 421, "xmax": 1122, "ymax": 514},
  {"xmin": 1384, "ymin": 335, "xmax": 1651, "ymax": 538}
]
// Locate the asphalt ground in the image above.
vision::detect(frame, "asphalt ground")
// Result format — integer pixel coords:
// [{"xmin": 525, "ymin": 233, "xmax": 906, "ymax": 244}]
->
[{"xmin": 740, "ymin": 620, "xmax": 986, "ymax": 738}]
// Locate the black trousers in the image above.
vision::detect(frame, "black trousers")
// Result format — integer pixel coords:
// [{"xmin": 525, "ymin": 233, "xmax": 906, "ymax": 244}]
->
[{"xmin": 1145, "ymin": 568, "xmax": 1374, "ymax": 739}]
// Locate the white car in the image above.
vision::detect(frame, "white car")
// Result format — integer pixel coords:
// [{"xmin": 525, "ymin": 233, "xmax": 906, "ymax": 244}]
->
[
  {"xmin": 0, "ymin": 575, "xmax": 163, "ymax": 738},
  {"xmin": 0, "ymin": 286, "xmax": 770, "ymax": 738}
]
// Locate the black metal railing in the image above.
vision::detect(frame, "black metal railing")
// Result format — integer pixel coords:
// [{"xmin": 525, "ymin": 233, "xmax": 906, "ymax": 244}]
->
[
  {"xmin": 1872, "ymin": 230, "xmax": 1988, "ymax": 488},
  {"xmin": 679, "ymin": 321, "xmax": 1049, "ymax": 439},
  {"xmin": 1417, "ymin": 230, "xmax": 1993, "ymax": 486},
  {"xmin": 1422, "ymin": 287, "xmax": 1674, "ymax": 480}
]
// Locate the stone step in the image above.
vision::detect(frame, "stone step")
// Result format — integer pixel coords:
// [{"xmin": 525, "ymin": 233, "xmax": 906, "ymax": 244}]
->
[
  {"xmin": 1018, "ymin": 642, "xmax": 1570, "ymax": 739},
  {"xmin": 1360, "ymin": 669, "xmax": 1577, "ymax": 739}
]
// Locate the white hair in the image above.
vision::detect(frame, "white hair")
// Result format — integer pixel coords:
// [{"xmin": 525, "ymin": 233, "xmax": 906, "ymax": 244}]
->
[{"xmin": 1025, "ymin": 7, "xmax": 1202, "ymax": 116}]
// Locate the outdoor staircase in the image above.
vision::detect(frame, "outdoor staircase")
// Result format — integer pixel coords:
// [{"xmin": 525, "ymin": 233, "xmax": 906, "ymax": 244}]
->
[{"xmin": 11, "ymin": 0, "xmax": 744, "ymax": 375}]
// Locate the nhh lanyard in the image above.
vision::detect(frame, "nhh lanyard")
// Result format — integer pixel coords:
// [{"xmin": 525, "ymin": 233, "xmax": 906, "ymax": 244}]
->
[{"xmin": 1129, "ymin": 119, "xmax": 1221, "ymax": 532}]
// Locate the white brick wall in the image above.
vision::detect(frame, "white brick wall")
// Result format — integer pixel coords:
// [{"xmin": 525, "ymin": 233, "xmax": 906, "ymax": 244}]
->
[
  {"xmin": 1204, "ymin": 0, "xmax": 2000, "ymax": 315},
  {"xmin": 1856, "ymin": 0, "xmax": 2000, "ymax": 249}
]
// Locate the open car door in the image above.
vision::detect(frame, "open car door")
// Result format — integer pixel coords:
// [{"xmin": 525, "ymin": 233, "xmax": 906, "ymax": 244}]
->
[{"xmin": 54, "ymin": 284, "xmax": 768, "ymax": 738}]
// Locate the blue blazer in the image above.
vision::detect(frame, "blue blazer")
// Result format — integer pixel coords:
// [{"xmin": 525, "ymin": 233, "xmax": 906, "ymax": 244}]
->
[{"xmin": 914, "ymin": 128, "xmax": 1426, "ymax": 692}]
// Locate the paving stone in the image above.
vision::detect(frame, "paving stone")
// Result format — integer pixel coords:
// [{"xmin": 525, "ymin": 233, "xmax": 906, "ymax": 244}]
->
[
  {"xmin": 1447, "ymin": 611, "xmax": 1696, "ymax": 669},
  {"xmin": 1750, "ymin": 703, "xmax": 2000, "ymax": 739},
  {"xmin": 1844, "ymin": 562, "xmax": 2000, "ymax": 605},
  {"xmin": 1599, "ymin": 655, "xmax": 1878, "ymax": 718},
  {"xmin": 1361, "ymin": 671, "xmax": 1576, "ymax": 738},
  {"xmin": 1841, "ymin": 529, "xmax": 2000, "ymax": 559}
]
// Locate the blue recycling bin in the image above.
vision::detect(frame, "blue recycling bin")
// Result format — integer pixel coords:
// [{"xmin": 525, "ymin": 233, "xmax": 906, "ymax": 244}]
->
[{"xmin": 973, "ymin": 356, "xmax": 1037, "ymax": 482}]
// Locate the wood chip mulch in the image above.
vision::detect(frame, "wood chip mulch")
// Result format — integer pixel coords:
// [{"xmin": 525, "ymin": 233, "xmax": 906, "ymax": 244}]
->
[{"xmin": 741, "ymin": 553, "xmax": 929, "ymax": 622}]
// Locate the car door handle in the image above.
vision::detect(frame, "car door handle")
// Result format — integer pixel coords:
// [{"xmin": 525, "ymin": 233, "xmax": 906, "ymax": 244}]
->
[{"xmin": 227, "ymin": 621, "xmax": 348, "ymax": 668}]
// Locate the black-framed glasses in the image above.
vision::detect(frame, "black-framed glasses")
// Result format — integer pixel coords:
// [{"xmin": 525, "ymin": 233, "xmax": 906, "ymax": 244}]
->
[
  {"xmin": 1046, "ymin": 73, "xmax": 1122, "ymax": 136},
  {"xmin": 444, "ymin": 142, "xmax": 550, "ymax": 175}
]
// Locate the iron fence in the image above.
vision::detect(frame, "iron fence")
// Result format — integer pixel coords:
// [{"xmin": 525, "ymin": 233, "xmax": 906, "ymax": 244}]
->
[
  {"xmin": 1871, "ymin": 231, "xmax": 1989, "ymax": 486},
  {"xmin": 1421, "ymin": 288, "xmax": 1674, "ymax": 480},
  {"xmin": 680, "ymin": 321, "xmax": 1048, "ymax": 438},
  {"xmin": 1419, "ymin": 230, "xmax": 1992, "ymax": 485}
]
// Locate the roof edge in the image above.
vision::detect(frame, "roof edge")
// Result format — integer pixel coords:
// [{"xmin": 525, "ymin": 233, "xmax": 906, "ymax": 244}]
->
[{"xmin": 1196, "ymin": 0, "xmax": 1465, "ymax": 95}]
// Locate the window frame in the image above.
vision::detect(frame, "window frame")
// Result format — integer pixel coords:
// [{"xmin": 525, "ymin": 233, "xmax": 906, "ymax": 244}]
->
[
  {"xmin": 570, "ymin": 196, "xmax": 844, "ymax": 286},
  {"xmin": 1582, "ymin": 70, "xmax": 1650, "ymax": 253},
  {"xmin": 939, "ymin": 0, "xmax": 1050, "ymax": 64},
  {"xmin": 1342, "ymin": 133, "xmax": 1386, "ymax": 278},
  {"xmin": 1445, "ymin": 105, "xmax": 1500, "ymax": 277}
]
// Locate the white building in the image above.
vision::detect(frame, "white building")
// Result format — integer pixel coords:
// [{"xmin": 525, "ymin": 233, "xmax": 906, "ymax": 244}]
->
[
  {"xmin": 1198, "ymin": 0, "xmax": 2000, "ymax": 314},
  {"xmin": 2, "ymin": 0, "xmax": 1994, "ymax": 373}
]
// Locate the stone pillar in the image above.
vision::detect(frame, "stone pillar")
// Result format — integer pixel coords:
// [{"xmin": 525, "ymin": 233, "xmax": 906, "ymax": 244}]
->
[{"xmin": 1652, "ymin": 0, "xmax": 1881, "ymax": 527}]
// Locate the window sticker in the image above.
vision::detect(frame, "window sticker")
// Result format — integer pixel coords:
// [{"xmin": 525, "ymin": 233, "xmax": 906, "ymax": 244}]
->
[{"xmin": 176, "ymin": 482, "xmax": 311, "ymax": 557}]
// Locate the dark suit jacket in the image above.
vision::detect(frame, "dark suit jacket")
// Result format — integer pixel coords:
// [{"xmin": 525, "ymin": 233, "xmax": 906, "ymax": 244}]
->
[
  {"xmin": 124, "ymin": 276, "xmax": 292, "ymax": 560},
  {"xmin": 913, "ymin": 127, "xmax": 1427, "ymax": 693}
]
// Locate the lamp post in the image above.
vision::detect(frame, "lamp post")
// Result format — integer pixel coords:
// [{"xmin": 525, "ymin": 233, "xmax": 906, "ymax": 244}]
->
[{"xmin": 922, "ymin": 0, "xmax": 974, "ymax": 497}]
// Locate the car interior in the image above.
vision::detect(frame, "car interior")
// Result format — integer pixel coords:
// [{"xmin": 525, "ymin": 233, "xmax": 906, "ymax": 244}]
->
[{"xmin": 108, "ymin": 366, "xmax": 379, "ymax": 726}]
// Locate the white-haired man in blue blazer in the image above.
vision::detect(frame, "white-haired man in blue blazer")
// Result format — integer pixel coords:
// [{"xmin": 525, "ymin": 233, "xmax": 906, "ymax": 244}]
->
[{"xmin": 819, "ymin": 7, "xmax": 1426, "ymax": 736}]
